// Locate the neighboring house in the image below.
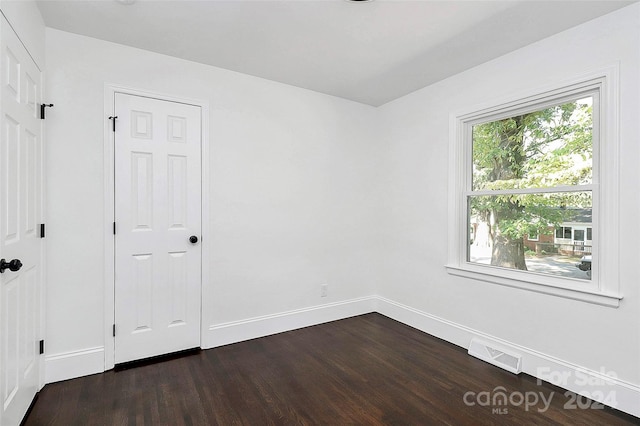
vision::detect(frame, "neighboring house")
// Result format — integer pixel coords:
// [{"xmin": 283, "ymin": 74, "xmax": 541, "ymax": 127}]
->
[
  {"xmin": 471, "ymin": 209, "xmax": 592, "ymax": 256},
  {"xmin": 524, "ymin": 208, "xmax": 592, "ymax": 255}
]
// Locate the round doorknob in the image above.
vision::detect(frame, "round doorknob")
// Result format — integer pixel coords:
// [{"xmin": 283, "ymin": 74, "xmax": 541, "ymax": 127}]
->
[
  {"xmin": 189, "ymin": 235, "xmax": 199, "ymax": 244},
  {"xmin": 0, "ymin": 258, "xmax": 22, "ymax": 273}
]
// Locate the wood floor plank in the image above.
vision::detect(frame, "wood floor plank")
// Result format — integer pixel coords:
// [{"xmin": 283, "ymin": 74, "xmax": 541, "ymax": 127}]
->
[{"xmin": 23, "ymin": 313, "xmax": 638, "ymax": 425}]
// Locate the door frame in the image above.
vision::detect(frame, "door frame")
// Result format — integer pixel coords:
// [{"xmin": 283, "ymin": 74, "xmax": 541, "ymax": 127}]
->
[{"xmin": 103, "ymin": 84, "xmax": 210, "ymax": 370}]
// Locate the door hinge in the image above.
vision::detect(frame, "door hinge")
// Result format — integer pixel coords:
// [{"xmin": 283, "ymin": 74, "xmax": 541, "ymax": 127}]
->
[
  {"xmin": 113, "ymin": 324, "xmax": 116, "ymax": 337},
  {"xmin": 108, "ymin": 115, "xmax": 118, "ymax": 132},
  {"xmin": 39, "ymin": 340, "xmax": 44, "ymax": 355},
  {"xmin": 113, "ymin": 222, "xmax": 116, "ymax": 235},
  {"xmin": 40, "ymin": 223, "xmax": 45, "ymax": 238},
  {"xmin": 40, "ymin": 103, "xmax": 54, "ymax": 120}
]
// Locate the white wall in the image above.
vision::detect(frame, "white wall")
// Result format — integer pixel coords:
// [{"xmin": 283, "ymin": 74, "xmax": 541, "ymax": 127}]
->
[
  {"xmin": 378, "ymin": 2, "xmax": 639, "ymax": 390},
  {"xmin": 44, "ymin": 28, "xmax": 383, "ymax": 374},
  {"xmin": 0, "ymin": 0, "xmax": 45, "ymax": 69}
]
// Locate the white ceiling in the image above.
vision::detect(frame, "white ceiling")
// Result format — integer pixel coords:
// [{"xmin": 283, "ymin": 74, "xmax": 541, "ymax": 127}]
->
[{"xmin": 36, "ymin": 0, "xmax": 634, "ymax": 106}]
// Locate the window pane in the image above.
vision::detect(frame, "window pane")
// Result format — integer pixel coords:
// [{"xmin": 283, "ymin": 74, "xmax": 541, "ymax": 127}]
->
[
  {"xmin": 468, "ymin": 191, "xmax": 592, "ymax": 280},
  {"xmin": 587, "ymin": 227, "xmax": 592, "ymax": 241},
  {"xmin": 472, "ymin": 98, "xmax": 593, "ymax": 191}
]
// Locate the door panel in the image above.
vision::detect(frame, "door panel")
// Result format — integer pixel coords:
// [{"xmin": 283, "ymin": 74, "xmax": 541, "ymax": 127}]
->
[
  {"xmin": 0, "ymin": 16, "xmax": 43, "ymax": 426},
  {"xmin": 114, "ymin": 94, "xmax": 201, "ymax": 364}
]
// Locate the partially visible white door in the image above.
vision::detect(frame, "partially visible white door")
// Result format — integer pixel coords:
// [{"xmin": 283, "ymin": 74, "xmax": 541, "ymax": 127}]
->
[
  {"xmin": 114, "ymin": 93, "xmax": 202, "ymax": 364},
  {"xmin": 0, "ymin": 16, "xmax": 43, "ymax": 426}
]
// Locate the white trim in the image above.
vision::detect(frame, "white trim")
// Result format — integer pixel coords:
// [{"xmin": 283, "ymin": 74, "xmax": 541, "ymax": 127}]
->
[
  {"xmin": 203, "ymin": 296, "xmax": 377, "ymax": 349},
  {"xmin": 375, "ymin": 296, "xmax": 640, "ymax": 418},
  {"xmin": 445, "ymin": 265, "xmax": 620, "ymax": 307},
  {"xmin": 447, "ymin": 65, "xmax": 621, "ymax": 304},
  {"xmin": 37, "ymin": 41, "xmax": 46, "ymax": 391},
  {"xmin": 468, "ymin": 185, "xmax": 594, "ymax": 197},
  {"xmin": 596, "ymin": 63, "xmax": 620, "ymax": 297},
  {"xmin": 450, "ymin": 66, "xmax": 617, "ymax": 123},
  {"xmin": 199, "ymin": 95, "xmax": 211, "ymax": 351},
  {"xmin": 103, "ymin": 84, "xmax": 210, "ymax": 371},
  {"xmin": 103, "ymin": 85, "xmax": 115, "ymax": 371},
  {"xmin": 45, "ymin": 347, "xmax": 104, "ymax": 384}
]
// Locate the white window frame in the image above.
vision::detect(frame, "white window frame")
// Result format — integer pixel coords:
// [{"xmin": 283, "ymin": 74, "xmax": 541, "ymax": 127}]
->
[{"xmin": 446, "ymin": 67, "xmax": 622, "ymax": 307}]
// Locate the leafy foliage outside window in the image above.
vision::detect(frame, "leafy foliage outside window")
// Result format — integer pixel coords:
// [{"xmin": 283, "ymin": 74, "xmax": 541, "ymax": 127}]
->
[{"xmin": 468, "ymin": 97, "xmax": 594, "ymax": 279}]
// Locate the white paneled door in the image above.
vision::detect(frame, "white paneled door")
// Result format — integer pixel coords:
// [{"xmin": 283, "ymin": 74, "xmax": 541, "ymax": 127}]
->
[
  {"xmin": 0, "ymin": 16, "xmax": 43, "ymax": 426},
  {"xmin": 114, "ymin": 93, "xmax": 202, "ymax": 364}
]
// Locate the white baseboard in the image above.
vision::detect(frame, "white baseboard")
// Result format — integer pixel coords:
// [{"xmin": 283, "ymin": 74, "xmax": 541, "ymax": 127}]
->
[
  {"xmin": 375, "ymin": 296, "xmax": 640, "ymax": 419},
  {"xmin": 43, "ymin": 297, "xmax": 376, "ymax": 384},
  {"xmin": 45, "ymin": 346, "xmax": 104, "ymax": 384},
  {"xmin": 42, "ymin": 295, "xmax": 640, "ymax": 420},
  {"xmin": 203, "ymin": 296, "xmax": 377, "ymax": 349}
]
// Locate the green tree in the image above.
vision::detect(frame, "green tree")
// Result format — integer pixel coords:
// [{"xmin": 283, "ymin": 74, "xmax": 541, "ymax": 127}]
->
[{"xmin": 471, "ymin": 99, "xmax": 593, "ymax": 269}]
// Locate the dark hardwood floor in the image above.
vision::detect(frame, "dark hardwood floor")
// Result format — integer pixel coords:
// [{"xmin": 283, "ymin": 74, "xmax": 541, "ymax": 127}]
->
[{"xmin": 24, "ymin": 313, "xmax": 638, "ymax": 425}]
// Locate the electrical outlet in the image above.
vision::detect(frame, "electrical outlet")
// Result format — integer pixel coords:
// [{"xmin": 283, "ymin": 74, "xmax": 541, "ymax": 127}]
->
[{"xmin": 321, "ymin": 284, "xmax": 328, "ymax": 297}]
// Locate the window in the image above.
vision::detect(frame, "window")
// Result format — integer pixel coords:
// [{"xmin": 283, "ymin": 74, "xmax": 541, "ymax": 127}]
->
[
  {"xmin": 467, "ymin": 94, "xmax": 594, "ymax": 280},
  {"xmin": 555, "ymin": 226, "xmax": 573, "ymax": 240},
  {"xmin": 447, "ymin": 69, "xmax": 621, "ymax": 307},
  {"xmin": 565, "ymin": 227, "xmax": 573, "ymax": 239},
  {"xmin": 556, "ymin": 226, "xmax": 572, "ymax": 240}
]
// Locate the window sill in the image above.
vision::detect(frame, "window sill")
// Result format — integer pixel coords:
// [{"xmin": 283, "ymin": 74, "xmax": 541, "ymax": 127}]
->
[{"xmin": 445, "ymin": 264, "xmax": 622, "ymax": 308}]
